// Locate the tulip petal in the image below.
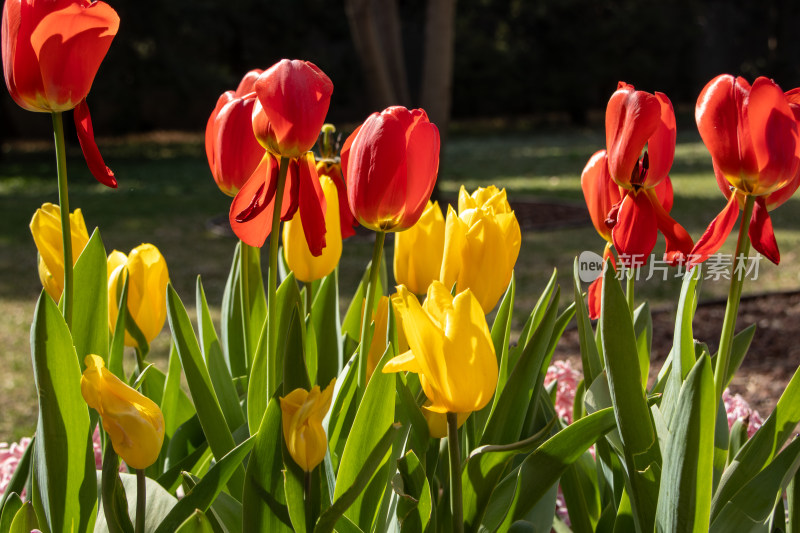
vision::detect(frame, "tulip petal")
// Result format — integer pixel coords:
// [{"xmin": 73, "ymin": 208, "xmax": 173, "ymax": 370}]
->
[
  {"xmin": 646, "ymin": 188, "xmax": 694, "ymax": 265},
  {"xmin": 689, "ymin": 193, "xmax": 740, "ymax": 266},
  {"xmin": 297, "ymin": 156, "xmax": 327, "ymax": 256},
  {"xmin": 74, "ymin": 100, "xmax": 116, "ymax": 187},
  {"xmin": 611, "ymin": 192, "xmax": 657, "ymax": 269},
  {"xmin": 401, "ymin": 109, "xmax": 440, "ymax": 225},
  {"xmin": 382, "ymin": 349, "xmax": 423, "ymax": 374},
  {"xmin": 653, "ymin": 173, "xmax": 674, "ymax": 213},
  {"xmin": 440, "ymin": 205, "xmax": 467, "ymax": 293},
  {"xmin": 580, "ymin": 150, "xmax": 619, "ymax": 241},
  {"xmin": 230, "ymin": 154, "xmax": 279, "ymax": 247},
  {"xmin": 606, "ymin": 83, "xmax": 661, "ymax": 185},
  {"xmin": 644, "ymin": 92, "xmax": 676, "ymax": 186},
  {"xmin": 587, "ymin": 276, "xmax": 603, "ymax": 321},
  {"xmin": 749, "ymin": 196, "xmax": 780, "ymax": 264},
  {"xmin": 748, "ymin": 77, "xmax": 800, "ymax": 193}
]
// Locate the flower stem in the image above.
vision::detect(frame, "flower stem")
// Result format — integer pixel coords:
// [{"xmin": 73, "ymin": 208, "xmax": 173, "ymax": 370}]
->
[
  {"xmin": 267, "ymin": 157, "xmax": 290, "ymax": 395},
  {"xmin": 626, "ymin": 268, "xmax": 635, "ymax": 315},
  {"xmin": 305, "ymin": 281, "xmax": 314, "ymax": 316},
  {"xmin": 304, "ymin": 470, "xmax": 313, "ymax": 532},
  {"xmin": 52, "ymin": 112, "xmax": 73, "ymax": 328},
  {"xmin": 714, "ymin": 194, "xmax": 755, "ymax": 403},
  {"xmin": 135, "ymin": 468, "xmax": 146, "ymax": 533},
  {"xmin": 357, "ymin": 231, "xmax": 386, "ymax": 389},
  {"xmin": 447, "ymin": 412, "xmax": 464, "ymax": 533}
]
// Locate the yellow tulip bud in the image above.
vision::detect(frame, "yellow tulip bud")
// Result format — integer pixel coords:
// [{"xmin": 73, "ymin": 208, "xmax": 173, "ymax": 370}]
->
[
  {"xmin": 383, "ymin": 282, "xmax": 498, "ymax": 414},
  {"xmin": 81, "ymin": 354, "xmax": 165, "ymax": 469},
  {"xmin": 108, "ymin": 244, "xmax": 169, "ymax": 347},
  {"xmin": 440, "ymin": 186, "xmax": 521, "ymax": 313},
  {"xmin": 282, "ymin": 175, "xmax": 342, "ymax": 283},
  {"xmin": 280, "ymin": 379, "xmax": 336, "ymax": 472},
  {"xmin": 29, "ymin": 203, "xmax": 90, "ymax": 301},
  {"xmin": 393, "ymin": 201, "xmax": 445, "ymax": 295},
  {"xmin": 422, "ymin": 402, "xmax": 469, "ymax": 439}
]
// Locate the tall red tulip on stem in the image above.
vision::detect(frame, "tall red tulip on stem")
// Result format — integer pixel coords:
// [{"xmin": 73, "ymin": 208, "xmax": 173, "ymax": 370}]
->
[
  {"xmin": 225, "ymin": 60, "xmax": 333, "ymax": 425},
  {"xmin": 3, "ymin": 0, "xmax": 119, "ymax": 328},
  {"xmin": 689, "ymin": 75, "xmax": 800, "ymax": 403}
]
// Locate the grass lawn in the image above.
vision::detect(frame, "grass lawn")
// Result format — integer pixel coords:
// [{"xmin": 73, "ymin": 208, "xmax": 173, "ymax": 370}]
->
[{"xmin": 2, "ymin": 126, "xmax": 799, "ymax": 442}]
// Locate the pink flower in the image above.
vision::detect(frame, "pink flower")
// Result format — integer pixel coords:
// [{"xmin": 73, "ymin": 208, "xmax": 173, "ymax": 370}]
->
[
  {"xmin": 0, "ymin": 436, "xmax": 31, "ymax": 496},
  {"xmin": 722, "ymin": 389, "xmax": 763, "ymax": 438},
  {"xmin": 544, "ymin": 360, "xmax": 582, "ymax": 424}
]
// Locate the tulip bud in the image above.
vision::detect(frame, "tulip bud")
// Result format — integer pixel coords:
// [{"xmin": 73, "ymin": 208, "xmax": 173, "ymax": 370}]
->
[
  {"xmin": 108, "ymin": 244, "xmax": 169, "ymax": 347},
  {"xmin": 280, "ymin": 379, "xmax": 335, "ymax": 472},
  {"xmin": 252, "ymin": 59, "xmax": 333, "ymax": 159},
  {"xmin": 440, "ymin": 186, "xmax": 521, "ymax": 314},
  {"xmin": 205, "ymin": 69, "xmax": 265, "ymax": 196},
  {"xmin": 394, "ymin": 201, "xmax": 445, "ymax": 295},
  {"xmin": 342, "ymin": 106, "xmax": 440, "ymax": 232},
  {"xmin": 81, "ymin": 354, "xmax": 164, "ymax": 469},
  {"xmin": 383, "ymin": 282, "xmax": 497, "ymax": 415},
  {"xmin": 283, "ymin": 175, "xmax": 342, "ymax": 282},
  {"xmin": 29, "ymin": 203, "xmax": 90, "ymax": 301}
]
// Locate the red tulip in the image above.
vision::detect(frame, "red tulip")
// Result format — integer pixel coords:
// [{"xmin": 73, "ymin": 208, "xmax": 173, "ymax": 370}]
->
[
  {"xmin": 690, "ymin": 76, "xmax": 800, "ymax": 265},
  {"xmin": 205, "ymin": 69, "xmax": 265, "ymax": 196},
  {"xmin": 2, "ymin": 0, "xmax": 119, "ymax": 187},
  {"xmin": 252, "ymin": 59, "xmax": 333, "ymax": 159},
  {"xmin": 341, "ymin": 106, "xmax": 440, "ymax": 232},
  {"xmin": 581, "ymin": 82, "xmax": 692, "ymax": 269},
  {"xmin": 230, "ymin": 152, "xmax": 327, "ymax": 253}
]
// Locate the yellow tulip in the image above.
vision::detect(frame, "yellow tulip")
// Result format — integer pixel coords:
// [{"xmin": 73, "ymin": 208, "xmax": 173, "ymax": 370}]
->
[
  {"xmin": 108, "ymin": 244, "xmax": 169, "ymax": 347},
  {"xmin": 393, "ymin": 201, "xmax": 445, "ymax": 295},
  {"xmin": 29, "ymin": 203, "xmax": 90, "ymax": 301},
  {"xmin": 280, "ymin": 379, "xmax": 336, "ymax": 472},
  {"xmin": 383, "ymin": 282, "xmax": 498, "ymax": 414},
  {"xmin": 282, "ymin": 175, "xmax": 342, "ymax": 283},
  {"xmin": 365, "ymin": 296, "xmax": 409, "ymax": 381},
  {"xmin": 81, "ymin": 354, "xmax": 164, "ymax": 469},
  {"xmin": 423, "ymin": 402, "xmax": 469, "ymax": 439},
  {"xmin": 440, "ymin": 186, "xmax": 521, "ymax": 313}
]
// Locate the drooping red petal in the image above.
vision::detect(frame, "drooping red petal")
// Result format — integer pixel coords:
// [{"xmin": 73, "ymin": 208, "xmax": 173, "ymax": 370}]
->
[
  {"xmin": 580, "ymin": 150, "xmax": 619, "ymax": 241},
  {"xmin": 644, "ymin": 92, "xmax": 676, "ymax": 186},
  {"xmin": 612, "ymin": 192, "xmax": 657, "ymax": 269},
  {"xmin": 318, "ymin": 162, "xmax": 357, "ymax": 239},
  {"xmin": 281, "ymin": 159, "xmax": 300, "ymax": 221},
  {"xmin": 296, "ymin": 155, "xmax": 327, "ymax": 256},
  {"xmin": 646, "ymin": 188, "xmax": 694, "ymax": 265},
  {"xmin": 229, "ymin": 154, "xmax": 279, "ymax": 247},
  {"xmin": 73, "ymin": 99, "xmax": 116, "ymax": 187},
  {"xmin": 688, "ymin": 193, "xmax": 740, "ymax": 266},
  {"xmin": 695, "ymin": 75, "xmax": 757, "ymax": 183},
  {"xmin": 605, "ymin": 84, "xmax": 660, "ymax": 186},
  {"xmin": 749, "ymin": 196, "xmax": 779, "ymax": 264},
  {"xmin": 747, "ymin": 77, "xmax": 800, "ymax": 194},
  {"xmin": 587, "ymin": 276, "xmax": 602, "ymax": 320}
]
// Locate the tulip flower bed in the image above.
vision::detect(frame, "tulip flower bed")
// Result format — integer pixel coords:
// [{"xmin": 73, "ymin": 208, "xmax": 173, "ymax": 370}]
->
[{"xmin": 7, "ymin": 2, "xmax": 800, "ymax": 532}]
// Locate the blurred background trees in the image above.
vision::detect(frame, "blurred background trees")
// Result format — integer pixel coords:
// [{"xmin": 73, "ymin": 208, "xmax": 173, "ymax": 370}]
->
[{"xmin": 3, "ymin": 0, "xmax": 800, "ymax": 139}]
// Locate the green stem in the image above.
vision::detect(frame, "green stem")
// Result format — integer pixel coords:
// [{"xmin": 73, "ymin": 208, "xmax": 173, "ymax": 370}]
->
[
  {"xmin": 447, "ymin": 412, "xmax": 464, "ymax": 533},
  {"xmin": 305, "ymin": 282, "xmax": 314, "ymax": 316},
  {"xmin": 52, "ymin": 112, "xmax": 73, "ymax": 328},
  {"xmin": 240, "ymin": 241, "xmax": 252, "ymax": 364},
  {"xmin": 304, "ymin": 471, "xmax": 313, "ymax": 532},
  {"xmin": 626, "ymin": 268, "xmax": 635, "ymax": 315},
  {"xmin": 357, "ymin": 231, "xmax": 386, "ymax": 389},
  {"xmin": 267, "ymin": 157, "xmax": 290, "ymax": 396},
  {"xmin": 714, "ymin": 194, "xmax": 755, "ymax": 403},
  {"xmin": 135, "ymin": 468, "xmax": 146, "ymax": 533}
]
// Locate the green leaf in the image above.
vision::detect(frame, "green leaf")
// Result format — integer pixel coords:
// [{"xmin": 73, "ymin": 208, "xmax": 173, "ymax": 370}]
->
[
  {"xmin": 108, "ymin": 274, "xmax": 130, "ymax": 380},
  {"xmin": 207, "ymin": 489, "xmax": 243, "ymax": 533},
  {"xmin": 393, "ymin": 451, "xmax": 432, "ymax": 532},
  {"xmin": 0, "ymin": 493, "xmax": 23, "ymax": 533},
  {"xmin": 326, "ymin": 355, "xmax": 360, "ymax": 474},
  {"xmin": 333, "ymin": 348, "xmax": 397, "ymax": 527},
  {"xmin": 282, "ymin": 437, "xmax": 314, "ymax": 533},
  {"xmin": 284, "ymin": 307, "xmax": 311, "ymax": 393},
  {"xmin": 712, "ymin": 363, "xmax": 800, "ymax": 519},
  {"xmin": 633, "ymin": 302, "xmax": 652, "ymax": 389},
  {"xmin": 655, "ymin": 354, "xmax": 715, "ymax": 532},
  {"xmin": 560, "ymin": 451, "xmax": 602, "ymax": 533},
  {"xmin": 248, "ymin": 272, "xmax": 302, "ymax": 432},
  {"xmin": 160, "ymin": 343, "xmax": 194, "ymax": 439},
  {"xmin": 197, "ymin": 277, "xmax": 246, "ymax": 431},
  {"xmin": 490, "ymin": 274, "xmax": 515, "ymax": 401},
  {"xmin": 722, "ymin": 324, "xmax": 756, "ymax": 391},
  {"xmin": 156, "ymin": 442, "xmax": 210, "ymax": 495},
  {"xmin": 395, "ymin": 373, "xmax": 429, "ymax": 461},
  {"xmin": 342, "ymin": 259, "xmax": 384, "ymax": 344},
  {"xmin": 72, "ymin": 228, "xmax": 108, "ymax": 365},
  {"xmin": 100, "ymin": 440, "xmax": 134, "ymax": 533},
  {"xmin": 221, "ymin": 242, "xmax": 247, "ymax": 378},
  {"xmin": 600, "ymin": 265, "xmax": 660, "ymax": 532},
  {"xmin": 243, "ymin": 396, "xmax": 293, "ymax": 532},
  {"xmin": 462, "ymin": 417, "xmax": 555, "ymax": 532},
  {"xmin": 481, "ymin": 287, "xmax": 559, "ymax": 445},
  {"xmin": 166, "ymin": 283, "xmax": 243, "ymax": 498},
  {"xmin": 496, "ymin": 406, "xmax": 619, "ymax": 529},
  {"xmin": 175, "ymin": 510, "xmax": 216, "ymax": 533},
  {"xmin": 573, "ymin": 258, "xmax": 602, "ymax": 386},
  {"xmin": 8, "ymin": 502, "xmax": 38, "ymax": 533},
  {"xmin": 241, "ymin": 243, "xmax": 268, "ymax": 371},
  {"xmin": 315, "ymin": 423, "xmax": 402, "ymax": 533},
  {"xmin": 312, "ymin": 269, "xmax": 343, "ymax": 385},
  {"xmin": 154, "ymin": 436, "xmax": 256, "ymax": 533},
  {"xmin": 29, "ymin": 292, "xmax": 96, "ymax": 533},
  {"xmin": 711, "ymin": 436, "xmax": 800, "ymax": 532},
  {"xmin": 508, "ymin": 269, "xmax": 558, "ymax": 371}
]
